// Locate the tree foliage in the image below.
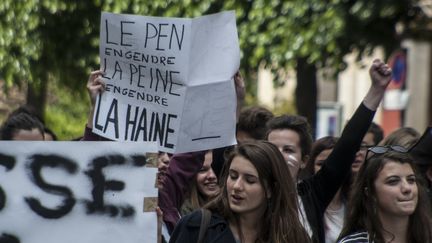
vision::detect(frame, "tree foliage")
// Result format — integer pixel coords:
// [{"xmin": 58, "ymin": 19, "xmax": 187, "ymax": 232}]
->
[{"xmin": 0, "ymin": 0, "xmax": 425, "ymax": 138}]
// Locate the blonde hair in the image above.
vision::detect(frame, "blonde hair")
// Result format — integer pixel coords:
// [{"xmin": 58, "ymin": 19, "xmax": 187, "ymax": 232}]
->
[{"xmin": 379, "ymin": 127, "xmax": 420, "ymax": 149}]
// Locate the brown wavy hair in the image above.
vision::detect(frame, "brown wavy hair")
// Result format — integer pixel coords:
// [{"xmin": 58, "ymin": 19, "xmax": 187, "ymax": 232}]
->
[
  {"xmin": 338, "ymin": 151, "xmax": 432, "ymax": 243},
  {"xmin": 265, "ymin": 115, "xmax": 312, "ymax": 180},
  {"xmin": 206, "ymin": 141, "xmax": 311, "ymax": 243}
]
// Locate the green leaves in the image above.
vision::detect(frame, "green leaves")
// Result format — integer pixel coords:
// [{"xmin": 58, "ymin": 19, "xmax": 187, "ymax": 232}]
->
[
  {"xmin": 0, "ymin": 0, "xmax": 419, "ymax": 88},
  {"xmin": 0, "ymin": 0, "xmax": 420, "ymax": 138},
  {"xmin": 0, "ymin": 0, "xmax": 38, "ymax": 86}
]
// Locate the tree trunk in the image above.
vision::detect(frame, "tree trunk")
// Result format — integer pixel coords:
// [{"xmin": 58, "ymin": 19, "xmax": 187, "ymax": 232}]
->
[
  {"xmin": 26, "ymin": 74, "xmax": 48, "ymax": 122},
  {"xmin": 295, "ymin": 57, "xmax": 317, "ymax": 138}
]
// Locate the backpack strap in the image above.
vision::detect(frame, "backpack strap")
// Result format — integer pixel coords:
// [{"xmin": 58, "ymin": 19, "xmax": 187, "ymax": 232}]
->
[{"xmin": 197, "ymin": 208, "xmax": 212, "ymax": 243}]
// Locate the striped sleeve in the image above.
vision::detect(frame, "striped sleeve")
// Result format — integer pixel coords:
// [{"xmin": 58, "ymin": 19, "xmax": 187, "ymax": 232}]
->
[{"xmin": 338, "ymin": 231, "xmax": 370, "ymax": 243}]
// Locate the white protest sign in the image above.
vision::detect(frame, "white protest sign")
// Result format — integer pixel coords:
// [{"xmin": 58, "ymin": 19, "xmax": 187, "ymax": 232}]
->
[
  {"xmin": 0, "ymin": 141, "xmax": 158, "ymax": 243},
  {"xmin": 93, "ymin": 11, "xmax": 240, "ymax": 153}
]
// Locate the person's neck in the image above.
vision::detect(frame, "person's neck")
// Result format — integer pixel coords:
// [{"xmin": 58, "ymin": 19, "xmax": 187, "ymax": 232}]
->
[
  {"xmin": 327, "ymin": 190, "xmax": 343, "ymax": 211},
  {"xmin": 379, "ymin": 214, "xmax": 409, "ymax": 243},
  {"xmin": 230, "ymin": 211, "xmax": 263, "ymax": 243}
]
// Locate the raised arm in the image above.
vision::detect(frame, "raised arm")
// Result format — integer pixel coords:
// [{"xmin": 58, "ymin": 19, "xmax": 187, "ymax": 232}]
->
[
  {"xmin": 362, "ymin": 59, "xmax": 392, "ymax": 111},
  {"xmin": 303, "ymin": 59, "xmax": 392, "ymax": 206}
]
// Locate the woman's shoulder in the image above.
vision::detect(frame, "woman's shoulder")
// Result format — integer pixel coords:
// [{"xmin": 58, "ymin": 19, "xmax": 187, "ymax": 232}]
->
[
  {"xmin": 337, "ymin": 231, "xmax": 369, "ymax": 243},
  {"xmin": 170, "ymin": 209, "xmax": 234, "ymax": 243},
  {"xmin": 179, "ymin": 209, "xmax": 227, "ymax": 227}
]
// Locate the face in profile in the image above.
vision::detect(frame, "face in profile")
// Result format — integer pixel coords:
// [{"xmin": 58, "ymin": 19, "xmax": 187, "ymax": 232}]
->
[
  {"xmin": 314, "ymin": 149, "xmax": 333, "ymax": 174},
  {"xmin": 352, "ymin": 144, "xmax": 367, "ymax": 173},
  {"xmin": 227, "ymin": 155, "xmax": 268, "ymax": 216},
  {"xmin": 267, "ymin": 129, "xmax": 304, "ymax": 179},
  {"xmin": 157, "ymin": 152, "xmax": 170, "ymax": 168},
  {"xmin": 156, "ymin": 152, "xmax": 171, "ymax": 189},
  {"xmin": 374, "ymin": 161, "xmax": 418, "ymax": 218},
  {"xmin": 196, "ymin": 151, "xmax": 219, "ymax": 198}
]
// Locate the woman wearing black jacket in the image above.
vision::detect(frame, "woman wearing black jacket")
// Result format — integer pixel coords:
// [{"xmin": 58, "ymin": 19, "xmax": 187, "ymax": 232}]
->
[
  {"xmin": 169, "ymin": 141, "xmax": 311, "ymax": 243},
  {"xmin": 265, "ymin": 59, "xmax": 392, "ymax": 243}
]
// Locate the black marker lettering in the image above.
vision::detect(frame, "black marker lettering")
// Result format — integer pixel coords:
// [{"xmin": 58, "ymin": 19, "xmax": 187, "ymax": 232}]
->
[
  {"xmin": 125, "ymin": 105, "xmax": 138, "ymax": 141},
  {"xmin": 0, "ymin": 233, "xmax": 20, "ymax": 243},
  {"xmin": 24, "ymin": 154, "xmax": 78, "ymax": 219},
  {"xmin": 112, "ymin": 61, "xmax": 123, "ymax": 80},
  {"xmin": 164, "ymin": 114, "xmax": 177, "ymax": 149},
  {"xmin": 103, "ymin": 98, "xmax": 119, "ymax": 139},
  {"xmin": 137, "ymin": 65, "xmax": 147, "ymax": 88},
  {"xmin": 135, "ymin": 108, "xmax": 148, "ymax": 141},
  {"xmin": 105, "ymin": 19, "xmax": 118, "ymax": 45},
  {"xmin": 129, "ymin": 63, "xmax": 138, "ymax": 85},
  {"xmin": 144, "ymin": 23, "xmax": 158, "ymax": 48},
  {"xmin": 94, "ymin": 93, "xmax": 104, "ymax": 131},
  {"xmin": 0, "ymin": 154, "xmax": 16, "ymax": 211},
  {"xmin": 169, "ymin": 24, "xmax": 185, "ymax": 50},
  {"xmin": 152, "ymin": 113, "xmax": 166, "ymax": 146},
  {"xmin": 156, "ymin": 23, "xmax": 168, "ymax": 51},
  {"xmin": 120, "ymin": 21, "xmax": 134, "ymax": 46},
  {"xmin": 84, "ymin": 155, "xmax": 142, "ymax": 218}
]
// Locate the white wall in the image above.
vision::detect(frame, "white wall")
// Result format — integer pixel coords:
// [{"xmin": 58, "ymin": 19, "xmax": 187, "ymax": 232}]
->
[
  {"xmin": 256, "ymin": 42, "xmax": 431, "ymax": 133},
  {"xmin": 337, "ymin": 49, "xmax": 384, "ymax": 125},
  {"xmin": 402, "ymin": 39, "xmax": 431, "ymax": 131}
]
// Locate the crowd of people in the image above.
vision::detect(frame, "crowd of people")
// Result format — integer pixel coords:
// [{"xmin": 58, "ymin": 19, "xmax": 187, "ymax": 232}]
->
[{"xmin": 1, "ymin": 59, "xmax": 432, "ymax": 243}]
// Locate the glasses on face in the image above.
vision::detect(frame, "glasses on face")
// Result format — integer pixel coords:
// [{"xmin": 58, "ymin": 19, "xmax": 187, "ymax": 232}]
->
[
  {"xmin": 359, "ymin": 144, "xmax": 369, "ymax": 151},
  {"xmin": 365, "ymin": 145, "xmax": 409, "ymax": 160}
]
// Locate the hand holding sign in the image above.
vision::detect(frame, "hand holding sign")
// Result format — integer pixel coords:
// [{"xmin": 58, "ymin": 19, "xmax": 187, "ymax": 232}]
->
[
  {"xmin": 87, "ymin": 70, "xmax": 106, "ymax": 129},
  {"xmin": 93, "ymin": 11, "xmax": 240, "ymax": 153},
  {"xmin": 87, "ymin": 70, "xmax": 106, "ymax": 105}
]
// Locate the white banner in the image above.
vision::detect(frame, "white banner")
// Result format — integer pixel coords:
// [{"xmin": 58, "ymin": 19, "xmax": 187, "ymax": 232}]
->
[
  {"xmin": 93, "ymin": 11, "xmax": 240, "ymax": 153},
  {"xmin": 0, "ymin": 141, "xmax": 158, "ymax": 243}
]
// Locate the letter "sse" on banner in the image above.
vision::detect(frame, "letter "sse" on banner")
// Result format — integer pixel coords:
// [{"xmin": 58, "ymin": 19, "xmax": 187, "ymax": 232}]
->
[{"xmin": 0, "ymin": 141, "xmax": 158, "ymax": 243}]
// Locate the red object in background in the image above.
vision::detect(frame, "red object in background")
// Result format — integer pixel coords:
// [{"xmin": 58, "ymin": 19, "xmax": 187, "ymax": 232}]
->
[
  {"xmin": 382, "ymin": 110, "xmax": 401, "ymax": 136},
  {"xmin": 381, "ymin": 51, "xmax": 407, "ymax": 136}
]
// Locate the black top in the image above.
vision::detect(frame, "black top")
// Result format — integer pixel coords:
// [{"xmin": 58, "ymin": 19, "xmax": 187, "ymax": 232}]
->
[
  {"xmin": 193, "ymin": 103, "xmax": 375, "ymax": 243},
  {"xmin": 169, "ymin": 210, "xmax": 236, "ymax": 243},
  {"xmin": 410, "ymin": 126, "xmax": 432, "ymax": 166},
  {"xmin": 410, "ymin": 126, "xmax": 432, "ymax": 200},
  {"xmin": 298, "ymin": 103, "xmax": 375, "ymax": 243}
]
